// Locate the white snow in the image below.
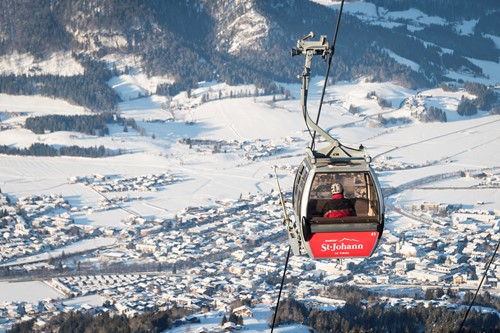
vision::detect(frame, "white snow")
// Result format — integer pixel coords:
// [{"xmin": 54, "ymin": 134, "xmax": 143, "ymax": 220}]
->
[
  {"xmin": 0, "ymin": 93, "xmax": 87, "ymax": 120},
  {"xmin": 226, "ymin": 9, "xmax": 269, "ymax": 54},
  {"xmin": 0, "ymin": 51, "xmax": 84, "ymax": 76},
  {"xmin": 0, "ymin": 78, "xmax": 498, "ymax": 329},
  {"xmin": 0, "ymin": 77, "xmax": 498, "ymax": 217},
  {"xmin": 63, "ymin": 295, "xmax": 106, "ymax": 309},
  {"xmin": 0, "ymin": 281, "xmax": 63, "ymax": 303},
  {"xmin": 383, "ymin": 49, "xmax": 420, "ymax": 72},
  {"xmin": 454, "ymin": 19, "xmax": 478, "ymax": 36}
]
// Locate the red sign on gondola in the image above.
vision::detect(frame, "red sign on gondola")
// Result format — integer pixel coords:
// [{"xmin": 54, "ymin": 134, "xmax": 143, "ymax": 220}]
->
[{"xmin": 309, "ymin": 231, "xmax": 379, "ymax": 258}]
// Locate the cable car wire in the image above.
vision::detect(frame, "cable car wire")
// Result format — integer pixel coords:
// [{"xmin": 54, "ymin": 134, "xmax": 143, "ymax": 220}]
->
[
  {"xmin": 311, "ymin": 0, "xmax": 345, "ymax": 151},
  {"xmin": 271, "ymin": 167, "xmax": 295, "ymax": 331},
  {"xmin": 270, "ymin": 246, "xmax": 292, "ymax": 333},
  {"xmin": 458, "ymin": 237, "xmax": 499, "ymax": 332}
]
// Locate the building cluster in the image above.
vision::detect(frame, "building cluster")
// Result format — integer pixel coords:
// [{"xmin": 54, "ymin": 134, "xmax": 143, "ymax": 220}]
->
[
  {"xmin": 178, "ymin": 137, "xmax": 283, "ymax": 160},
  {"xmin": 373, "ymin": 155, "xmax": 426, "ymax": 171},
  {"xmin": 371, "ymin": 204, "xmax": 500, "ymax": 288},
  {"xmin": 0, "ymin": 178, "xmax": 499, "ymax": 331},
  {"xmin": 97, "ymin": 192, "xmax": 286, "ymax": 265},
  {"xmin": 0, "ymin": 193, "xmax": 93, "ymax": 264},
  {"xmin": 405, "ymin": 94, "xmax": 429, "ymax": 119},
  {"xmin": 68, "ymin": 171, "xmax": 181, "ymax": 193}
]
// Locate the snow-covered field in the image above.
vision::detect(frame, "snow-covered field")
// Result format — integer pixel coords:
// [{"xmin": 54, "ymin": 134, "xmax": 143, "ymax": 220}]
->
[{"xmin": 0, "ymin": 281, "xmax": 64, "ymax": 303}]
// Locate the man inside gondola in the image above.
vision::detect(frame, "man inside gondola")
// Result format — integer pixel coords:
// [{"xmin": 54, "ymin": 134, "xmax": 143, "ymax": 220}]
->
[{"xmin": 322, "ymin": 183, "xmax": 356, "ymax": 218}]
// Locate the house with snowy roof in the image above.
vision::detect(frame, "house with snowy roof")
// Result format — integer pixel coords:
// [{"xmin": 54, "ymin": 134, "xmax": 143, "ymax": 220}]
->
[{"xmin": 232, "ymin": 305, "xmax": 253, "ymax": 317}]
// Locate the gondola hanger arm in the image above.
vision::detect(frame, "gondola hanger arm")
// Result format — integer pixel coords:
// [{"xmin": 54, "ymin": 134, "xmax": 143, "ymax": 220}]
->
[{"xmin": 292, "ymin": 33, "xmax": 340, "ymax": 149}]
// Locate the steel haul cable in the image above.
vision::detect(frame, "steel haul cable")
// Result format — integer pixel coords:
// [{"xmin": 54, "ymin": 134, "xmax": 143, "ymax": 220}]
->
[
  {"xmin": 270, "ymin": 246, "xmax": 291, "ymax": 333},
  {"xmin": 458, "ymin": 237, "xmax": 499, "ymax": 332},
  {"xmin": 271, "ymin": 1, "xmax": 347, "ymax": 331},
  {"xmin": 310, "ymin": 0, "xmax": 345, "ymax": 151}
]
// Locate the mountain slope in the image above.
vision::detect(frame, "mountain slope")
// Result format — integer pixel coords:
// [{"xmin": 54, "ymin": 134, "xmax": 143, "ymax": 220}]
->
[{"xmin": 0, "ymin": 0, "xmax": 498, "ymax": 110}]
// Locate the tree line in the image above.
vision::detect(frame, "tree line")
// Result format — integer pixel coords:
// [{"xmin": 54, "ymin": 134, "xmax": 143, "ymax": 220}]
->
[
  {"xmin": 421, "ymin": 106, "xmax": 447, "ymax": 122},
  {"xmin": 7, "ymin": 306, "xmax": 192, "ymax": 333},
  {"xmin": 271, "ymin": 296, "xmax": 499, "ymax": 332},
  {"xmin": 463, "ymin": 82, "xmax": 498, "ymax": 111},
  {"xmin": 24, "ymin": 113, "xmax": 126, "ymax": 136},
  {"xmin": 455, "ymin": 81, "xmax": 499, "ymax": 117},
  {"xmin": 0, "ymin": 74, "xmax": 119, "ymax": 112},
  {"xmin": 414, "ymin": 24, "xmax": 499, "ymax": 63},
  {"xmin": 306, "ymin": 302, "xmax": 498, "ymax": 333},
  {"xmin": 0, "ymin": 143, "xmax": 112, "ymax": 158}
]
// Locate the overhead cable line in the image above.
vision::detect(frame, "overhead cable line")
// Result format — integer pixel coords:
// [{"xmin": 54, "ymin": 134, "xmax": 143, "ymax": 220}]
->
[
  {"xmin": 458, "ymin": 237, "xmax": 499, "ymax": 332},
  {"xmin": 311, "ymin": 0, "xmax": 345, "ymax": 151},
  {"xmin": 271, "ymin": 2, "xmax": 347, "ymax": 331},
  {"xmin": 270, "ymin": 246, "xmax": 291, "ymax": 333}
]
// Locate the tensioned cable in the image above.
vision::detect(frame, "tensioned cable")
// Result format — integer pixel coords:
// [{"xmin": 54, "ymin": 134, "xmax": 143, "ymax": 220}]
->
[
  {"xmin": 458, "ymin": 237, "xmax": 499, "ymax": 332},
  {"xmin": 272, "ymin": 1, "xmax": 346, "ymax": 331},
  {"xmin": 270, "ymin": 246, "xmax": 292, "ymax": 333},
  {"xmin": 310, "ymin": 0, "xmax": 345, "ymax": 151}
]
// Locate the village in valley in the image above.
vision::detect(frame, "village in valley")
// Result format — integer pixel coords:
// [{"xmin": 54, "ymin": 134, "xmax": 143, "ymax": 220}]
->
[
  {"xmin": 0, "ymin": 74, "xmax": 499, "ymax": 331},
  {"xmin": 0, "ymin": 140, "xmax": 498, "ymax": 331}
]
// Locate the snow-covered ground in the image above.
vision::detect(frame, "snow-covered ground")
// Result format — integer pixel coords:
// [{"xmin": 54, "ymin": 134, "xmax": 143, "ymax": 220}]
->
[
  {"xmin": 311, "ymin": 0, "xmax": 500, "ymax": 86},
  {"xmin": 165, "ymin": 304, "xmax": 310, "ymax": 333},
  {"xmin": 2, "ymin": 77, "xmax": 498, "ymax": 219},
  {"xmin": 0, "ymin": 281, "xmax": 64, "ymax": 303}
]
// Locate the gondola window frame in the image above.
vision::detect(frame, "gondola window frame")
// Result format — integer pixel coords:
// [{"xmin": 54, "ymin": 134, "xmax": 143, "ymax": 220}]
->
[{"xmin": 293, "ymin": 160, "xmax": 310, "ymax": 219}]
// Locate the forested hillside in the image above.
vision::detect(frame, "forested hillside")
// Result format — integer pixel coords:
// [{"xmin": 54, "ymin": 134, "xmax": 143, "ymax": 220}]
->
[
  {"xmin": 369, "ymin": 0, "xmax": 499, "ymax": 22},
  {"xmin": 0, "ymin": 57, "xmax": 120, "ymax": 111},
  {"xmin": 0, "ymin": 0, "xmax": 498, "ymax": 110}
]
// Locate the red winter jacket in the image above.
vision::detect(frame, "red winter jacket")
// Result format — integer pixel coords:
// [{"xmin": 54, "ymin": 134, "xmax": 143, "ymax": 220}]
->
[{"xmin": 322, "ymin": 193, "xmax": 355, "ymax": 218}]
